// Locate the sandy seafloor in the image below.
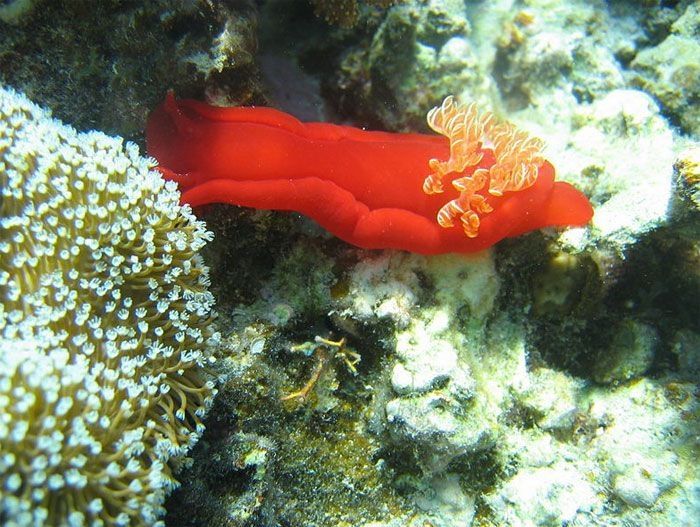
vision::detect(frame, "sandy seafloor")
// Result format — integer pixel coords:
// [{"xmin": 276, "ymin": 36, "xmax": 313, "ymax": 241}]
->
[{"xmin": 0, "ymin": 0, "xmax": 699, "ymax": 526}]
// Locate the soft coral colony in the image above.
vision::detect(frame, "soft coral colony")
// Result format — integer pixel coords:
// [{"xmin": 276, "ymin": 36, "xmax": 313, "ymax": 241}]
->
[
  {"xmin": 0, "ymin": 86, "xmax": 218, "ymax": 526},
  {"xmin": 147, "ymin": 94, "xmax": 593, "ymax": 254}
]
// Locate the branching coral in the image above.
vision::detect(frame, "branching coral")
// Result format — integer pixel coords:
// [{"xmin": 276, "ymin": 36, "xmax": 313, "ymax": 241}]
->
[
  {"xmin": 0, "ymin": 85, "xmax": 218, "ymax": 526},
  {"xmin": 423, "ymin": 96, "xmax": 546, "ymax": 238}
]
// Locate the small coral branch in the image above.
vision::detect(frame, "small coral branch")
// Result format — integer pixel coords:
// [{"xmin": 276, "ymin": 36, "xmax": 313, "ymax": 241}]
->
[{"xmin": 281, "ymin": 336, "xmax": 360, "ymax": 403}]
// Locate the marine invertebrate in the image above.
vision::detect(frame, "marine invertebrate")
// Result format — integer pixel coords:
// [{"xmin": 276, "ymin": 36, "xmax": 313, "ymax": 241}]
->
[
  {"xmin": 673, "ymin": 146, "xmax": 700, "ymax": 212},
  {"xmin": 281, "ymin": 336, "xmax": 360, "ymax": 403},
  {"xmin": 147, "ymin": 93, "xmax": 593, "ymax": 254},
  {"xmin": 423, "ymin": 96, "xmax": 546, "ymax": 238},
  {"xmin": 0, "ymin": 86, "xmax": 218, "ymax": 526}
]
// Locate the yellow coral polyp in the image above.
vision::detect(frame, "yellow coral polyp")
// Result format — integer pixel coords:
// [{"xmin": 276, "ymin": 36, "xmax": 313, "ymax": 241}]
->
[{"xmin": 423, "ymin": 96, "xmax": 546, "ymax": 237}]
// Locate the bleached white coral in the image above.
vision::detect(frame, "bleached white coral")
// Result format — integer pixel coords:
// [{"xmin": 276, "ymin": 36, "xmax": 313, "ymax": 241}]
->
[{"xmin": 0, "ymin": 85, "xmax": 218, "ymax": 526}]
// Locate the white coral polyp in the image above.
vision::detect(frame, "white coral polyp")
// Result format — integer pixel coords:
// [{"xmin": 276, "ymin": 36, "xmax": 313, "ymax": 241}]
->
[{"xmin": 0, "ymin": 85, "xmax": 219, "ymax": 526}]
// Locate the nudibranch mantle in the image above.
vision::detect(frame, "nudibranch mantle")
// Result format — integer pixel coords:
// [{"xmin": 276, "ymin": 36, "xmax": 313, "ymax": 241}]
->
[{"xmin": 146, "ymin": 93, "xmax": 593, "ymax": 254}]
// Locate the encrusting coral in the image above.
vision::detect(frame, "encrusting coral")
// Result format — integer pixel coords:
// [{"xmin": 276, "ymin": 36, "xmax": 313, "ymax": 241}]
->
[{"xmin": 0, "ymin": 85, "xmax": 218, "ymax": 526}]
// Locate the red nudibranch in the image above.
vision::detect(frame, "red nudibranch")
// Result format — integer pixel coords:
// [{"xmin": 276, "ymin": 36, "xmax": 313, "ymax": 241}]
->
[{"xmin": 146, "ymin": 93, "xmax": 593, "ymax": 254}]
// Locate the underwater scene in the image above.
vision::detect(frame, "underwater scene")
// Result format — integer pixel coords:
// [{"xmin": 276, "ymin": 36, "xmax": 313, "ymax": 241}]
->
[{"xmin": 0, "ymin": 0, "xmax": 698, "ymax": 526}]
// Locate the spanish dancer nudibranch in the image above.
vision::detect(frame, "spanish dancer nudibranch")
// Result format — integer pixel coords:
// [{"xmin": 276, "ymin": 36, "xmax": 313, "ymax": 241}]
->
[{"xmin": 147, "ymin": 93, "xmax": 593, "ymax": 254}]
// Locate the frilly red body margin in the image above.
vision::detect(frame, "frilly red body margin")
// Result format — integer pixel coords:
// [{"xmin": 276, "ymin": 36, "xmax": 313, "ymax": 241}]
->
[{"xmin": 146, "ymin": 93, "xmax": 593, "ymax": 254}]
